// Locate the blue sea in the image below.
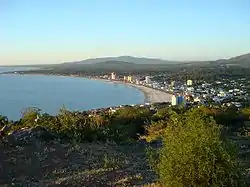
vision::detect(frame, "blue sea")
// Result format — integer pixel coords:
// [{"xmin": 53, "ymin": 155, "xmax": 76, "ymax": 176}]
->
[{"xmin": 0, "ymin": 67, "xmax": 144, "ymax": 120}]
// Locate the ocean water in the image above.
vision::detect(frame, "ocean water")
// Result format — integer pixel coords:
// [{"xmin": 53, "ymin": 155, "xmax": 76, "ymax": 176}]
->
[{"xmin": 0, "ymin": 68, "xmax": 144, "ymax": 120}]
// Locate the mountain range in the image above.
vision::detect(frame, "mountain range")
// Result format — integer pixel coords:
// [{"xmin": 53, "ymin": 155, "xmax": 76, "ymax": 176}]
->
[
  {"xmin": 63, "ymin": 56, "xmax": 178, "ymax": 65},
  {"xmin": 2, "ymin": 53, "xmax": 249, "ymax": 70},
  {"xmin": 218, "ymin": 53, "xmax": 250, "ymax": 67},
  {"xmin": 61, "ymin": 53, "xmax": 250, "ymax": 67}
]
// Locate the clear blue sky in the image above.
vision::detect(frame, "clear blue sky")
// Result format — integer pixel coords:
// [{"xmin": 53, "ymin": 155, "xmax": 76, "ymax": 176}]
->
[{"xmin": 1, "ymin": 0, "xmax": 250, "ymax": 65}]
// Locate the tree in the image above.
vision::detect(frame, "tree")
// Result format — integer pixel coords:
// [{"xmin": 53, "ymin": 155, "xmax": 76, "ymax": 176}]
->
[{"xmin": 149, "ymin": 109, "xmax": 244, "ymax": 186}]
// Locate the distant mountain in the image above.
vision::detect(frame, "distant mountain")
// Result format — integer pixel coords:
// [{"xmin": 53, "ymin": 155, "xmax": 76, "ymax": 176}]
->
[
  {"xmin": 95, "ymin": 60, "xmax": 135, "ymax": 65},
  {"xmin": 226, "ymin": 53, "xmax": 250, "ymax": 66},
  {"xmin": 50, "ymin": 53, "xmax": 250, "ymax": 72},
  {"xmin": 89, "ymin": 60, "xmax": 136, "ymax": 68},
  {"xmin": 212, "ymin": 53, "xmax": 250, "ymax": 67},
  {"xmin": 63, "ymin": 56, "xmax": 179, "ymax": 65},
  {"xmin": 63, "ymin": 53, "xmax": 250, "ymax": 66}
]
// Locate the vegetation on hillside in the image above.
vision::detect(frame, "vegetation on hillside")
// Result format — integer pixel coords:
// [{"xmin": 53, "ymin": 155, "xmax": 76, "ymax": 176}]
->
[
  {"xmin": 148, "ymin": 109, "xmax": 244, "ymax": 186},
  {"xmin": 1, "ymin": 105, "xmax": 248, "ymax": 142},
  {"xmin": 1, "ymin": 105, "xmax": 250, "ymax": 186}
]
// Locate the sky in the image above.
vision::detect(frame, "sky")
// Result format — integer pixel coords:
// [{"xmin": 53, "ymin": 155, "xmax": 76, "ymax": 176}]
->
[{"xmin": 1, "ymin": 0, "xmax": 250, "ymax": 65}]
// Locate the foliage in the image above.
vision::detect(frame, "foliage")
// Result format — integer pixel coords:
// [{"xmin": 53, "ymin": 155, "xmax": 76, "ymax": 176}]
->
[
  {"xmin": 6, "ymin": 106, "xmax": 154, "ymax": 143},
  {"xmin": 241, "ymin": 107, "xmax": 250, "ymax": 120},
  {"xmin": 149, "ymin": 109, "xmax": 244, "ymax": 186},
  {"xmin": 0, "ymin": 115, "xmax": 8, "ymax": 127},
  {"xmin": 21, "ymin": 107, "xmax": 41, "ymax": 127},
  {"xmin": 142, "ymin": 120, "xmax": 168, "ymax": 142},
  {"xmin": 3, "ymin": 105, "xmax": 250, "ymax": 146},
  {"xmin": 1, "ymin": 104, "xmax": 248, "ymax": 185},
  {"xmin": 106, "ymin": 107, "xmax": 153, "ymax": 142},
  {"xmin": 153, "ymin": 107, "xmax": 170, "ymax": 120}
]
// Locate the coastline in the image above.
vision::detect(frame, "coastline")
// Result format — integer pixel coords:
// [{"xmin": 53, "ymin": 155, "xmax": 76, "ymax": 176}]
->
[
  {"xmin": 126, "ymin": 83, "xmax": 172, "ymax": 104},
  {"xmin": 93, "ymin": 78, "xmax": 173, "ymax": 104},
  {"xmin": 2, "ymin": 72, "xmax": 173, "ymax": 104}
]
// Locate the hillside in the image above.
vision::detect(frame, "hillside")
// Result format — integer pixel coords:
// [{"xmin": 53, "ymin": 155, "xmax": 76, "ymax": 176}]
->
[
  {"xmin": 225, "ymin": 53, "xmax": 250, "ymax": 67},
  {"xmin": 57, "ymin": 53, "xmax": 250, "ymax": 69},
  {"xmin": 1, "ymin": 105, "xmax": 250, "ymax": 186},
  {"xmin": 63, "ymin": 56, "xmax": 179, "ymax": 65},
  {"xmin": 3, "ymin": 53, "xmax": 249, "ymax": 75},
  {"xmin": 45, "ymin": 60, "xmax": 176, "ymax": 74}
]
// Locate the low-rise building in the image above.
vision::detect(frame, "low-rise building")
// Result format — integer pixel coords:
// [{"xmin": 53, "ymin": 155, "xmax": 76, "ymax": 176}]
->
[
  {"xmin": 145, "ymin": 76, "xmax": 151, "ymax": 84},
  {"xmin": 111, "ymin": 72, "xmax": 116, "ymax": 80}
]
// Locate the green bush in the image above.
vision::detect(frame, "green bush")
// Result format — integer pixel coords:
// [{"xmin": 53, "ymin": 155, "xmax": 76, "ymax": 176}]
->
[
  {"xmin": 107, "ymin": 107, "xmax": 152, "ymax": 141},
  {"xmin": 43, "ymin": 108, "xmax": 109, "ymax": 142},
  {"xmin": 153, "ymin": 107, "xmax": 170, "ymax": 120},
  {"xmin": 20, "ymin": 107, "xmax": 41, "ymax": 127},
  {"xmin": 0, "ymin": 115, "xmax": 8, "ymax": 127},
  {"xmin": 149, "ymin": 109, "xmax": 244, "ymax": 186}
]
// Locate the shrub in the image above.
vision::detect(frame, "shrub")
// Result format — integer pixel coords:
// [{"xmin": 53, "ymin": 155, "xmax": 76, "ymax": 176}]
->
[
  {"xmin": 21, "ymin": 107, "xmax": 41, "ymax": 127},
  {"xmin": 153, "ymin": 107, "xmax": 170, "ymax": 120},
  {"xmin": 149, "ymin": 109, "xmax": 244, "ymax": 186},
  {"xmin": 108, "ymin": 107, "xmax": 152, "ymax": 141},
  {"xmin": 142, "ymin": 120, "xmax": 168, "ymax": 142},
  {"xmin": 241, "ymin": 107, "xmax": 250, "ymax": 120},
  {"xmin": 0, "ymin": 115, "xmax": 8, "ymax": 127}
]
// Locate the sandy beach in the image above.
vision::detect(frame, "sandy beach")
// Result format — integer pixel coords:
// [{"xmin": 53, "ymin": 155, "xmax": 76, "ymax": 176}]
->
[
  {"xmin": 91, "ymin": 78, "xmax": 173, "ymax": 104},
  {"xmin": 126, "ymin": 83, "xmax": 173, "ymax": 104}
]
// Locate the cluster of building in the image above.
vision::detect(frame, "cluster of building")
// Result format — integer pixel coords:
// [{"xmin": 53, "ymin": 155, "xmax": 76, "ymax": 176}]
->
[
  {"xmin": 100, "ymin": 72, "xmax": 250, "ymax": 108},
  {"xmin": 109, "ymin": 72, "xmax": 151, "ymax": 85},
  {"xmin": 158, "ymin": 77, "xmax": 249, "ymax": 108},
  {"xmin": 171, "ymin": 95, "xmax": 186, "ymax": 106}
]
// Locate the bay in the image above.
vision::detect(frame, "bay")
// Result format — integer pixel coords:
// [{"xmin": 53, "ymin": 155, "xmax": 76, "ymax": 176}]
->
[{"xmin": 0, "ymin": 68, "xmax": 144, "ymax": 120}]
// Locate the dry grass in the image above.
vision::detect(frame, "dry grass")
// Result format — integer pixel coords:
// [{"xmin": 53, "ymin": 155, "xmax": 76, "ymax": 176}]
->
[{"xmin": 0, "ymin": 140, "xmax": 157, "ymax": 186}]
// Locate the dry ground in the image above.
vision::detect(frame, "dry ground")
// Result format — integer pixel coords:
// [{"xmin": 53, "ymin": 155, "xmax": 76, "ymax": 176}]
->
[{"xmin": 0, "ymin": 140, "xmax": 157, "ymax": 187}]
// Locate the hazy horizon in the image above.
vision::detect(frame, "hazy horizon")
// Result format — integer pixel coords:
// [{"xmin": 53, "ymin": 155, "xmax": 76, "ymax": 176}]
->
[{"xmin": 1, "ymin": 0, "xmax": 250, "ymax": 65}]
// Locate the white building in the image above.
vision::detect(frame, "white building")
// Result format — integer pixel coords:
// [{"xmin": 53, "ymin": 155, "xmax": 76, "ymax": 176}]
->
[
  {"xmin": 111, "ymin": 72, "xmax": 116, "ymax": 80},
  {"xmin": 145, "ymin": 76, "xmax": 151, "ymax": 84},
  {"xmin": 171, "ymin": 95, "xmax": 177, "ymax": 106},
  {"xmin": 218, "ymin": 90, "xmax": 226, "ymax": 97},
  {"xmin": 172, "ymin": 95, "xmax": 186, "ymax": 106},
  {"xmin": 187, "ymin": 87, "xmax": 194, "ymax": 92},
  {"xmin": 187, "ymin": 79, "xmax": 193, "ymax": 86},
  {"xmin": 194, "ymin": 97, "xmax": 200, "ymax": 102}
]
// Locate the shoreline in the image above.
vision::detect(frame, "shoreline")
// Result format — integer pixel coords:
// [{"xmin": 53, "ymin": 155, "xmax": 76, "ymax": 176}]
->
[
  {"xmin": 77, "ymin": 77, "xmax": 173, "ymax": 104},
  {"xmin": 126, "ymin": 83, "xmax": 172, "ymax": 104},
  {"xmin": 2, "ymin": 72, "xmax": 173, "ymax": 104}
]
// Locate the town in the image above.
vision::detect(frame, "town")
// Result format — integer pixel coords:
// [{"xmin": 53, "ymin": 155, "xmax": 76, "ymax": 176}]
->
[
  {"xmin": 89, "ymin": 71, "xmax": 250, "ymax": 109},
  {"xmin": 8, "ymin": 67, "xmax": 250, "ymax": 110}
]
